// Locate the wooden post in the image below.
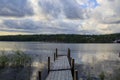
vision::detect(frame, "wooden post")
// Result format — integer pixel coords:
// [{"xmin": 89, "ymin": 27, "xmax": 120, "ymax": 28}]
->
[
  {"xmin": 72, "ymin": 59, "xmax": 75, "ymax": 77},
  {"xmin": 74, "ymin": 70, "xmax": 78, "ymax": 80},
  {"xmin": 54, "ymin": 53, "xmax": 56, "ymax": 61},
  {"xmin": 68, "ymin": 48, "xmax": 70, "ymax": 58},
  {"xmin": 38, "ymin": 71, "xmax": 41, "ymax": 80},
  {"xmin": 68, "ymin": 48, "xmax": 71, "ymax": 65},
  {"xmin": 56, "ymin": 48, "xmax": 58, "ymax": 58},
  {"xmin": 48, "ymin": 57, "xmax": 50, "ymax": 73},
  {"xmin": 119, "ymin": 52, "xmax": 120, "ymax": 57},
  {"xmin": 70, "ymin": 57, "xmax": 72, "ymax": 66}
]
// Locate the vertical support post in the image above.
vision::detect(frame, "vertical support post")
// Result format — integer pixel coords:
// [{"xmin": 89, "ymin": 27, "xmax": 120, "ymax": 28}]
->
[
  {"xmin": 68, "ymin": 48, "xmax": 71, "ymax": 65},
  {"xmin": 70, "ymin": 57, "xmax": 72, "ymax": 66},
  {"xmin": 119, "ymin": 52, "xmax": 120, "ymax": 57},
  {"xmin": 54, "ymin": 53, "xmax": 56, "ymax": 61},
  {"xmin": 74, "ymin": 70, "xmax": 78, "ymax": 80},
  {"xmin": 38, "ymin": 71, "xmax": 41, "ymax": 80},
  {"xmin": 48, "ymin": 57, "xmax": 50, "ymax": 73},
  {"xmin": 71, "ymin": 59, "xmax": 75, "ymax": 77},
  {"xmin": 68, "ymin": 48, "xmax": 70, "ymax": 58},
  {"xmin": 56, "ymin": 48, "xmax": 58, "ymax": 58}
]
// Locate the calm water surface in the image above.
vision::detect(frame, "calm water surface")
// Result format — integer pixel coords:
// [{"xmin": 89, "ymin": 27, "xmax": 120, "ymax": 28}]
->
[{"xmin": 0, "ymin": 42, "xmax": 120, "ymax": 64}]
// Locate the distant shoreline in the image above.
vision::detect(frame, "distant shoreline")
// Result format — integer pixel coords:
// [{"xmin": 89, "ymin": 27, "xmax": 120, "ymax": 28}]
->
[
  {"xmin": 0, "ymin": 41, "xmax": 118, "ymax": 44},
  {"xmin": 0, "ymin": 33, "xmax": 120, "ymax": 43}
]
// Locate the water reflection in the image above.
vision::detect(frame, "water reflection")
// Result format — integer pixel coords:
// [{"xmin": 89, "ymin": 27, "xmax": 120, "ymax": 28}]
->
[
  {"xmin": 0, "ymin": 42, "xmax": 120, "ymax": 62},
  {"xmin": 79, "ymin": 52, "xmax": 120, "ymax": 64},
  {"xmin": 0, "ymin": 42, "xmax": 120, "ymax": 79}
]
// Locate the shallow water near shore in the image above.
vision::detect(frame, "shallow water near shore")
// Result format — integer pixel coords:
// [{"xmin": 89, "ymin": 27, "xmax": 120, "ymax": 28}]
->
[
  {"xmin": 0, "ymin": 42, "xmax": 120, "ymax": 80},
  {"xmin": 0, "ymin": 42, "xmax": 120, "ymax": 63}
]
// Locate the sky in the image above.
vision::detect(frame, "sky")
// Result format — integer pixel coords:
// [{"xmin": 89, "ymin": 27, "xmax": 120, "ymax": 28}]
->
[{"xmin": 0, "ymin": 0, "xmax": 120, "ymax": 35}]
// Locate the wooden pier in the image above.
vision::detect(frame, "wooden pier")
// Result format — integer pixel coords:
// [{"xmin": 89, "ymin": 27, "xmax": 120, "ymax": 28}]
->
[{"xmin": 38, "ymin": 48, "xmax": 78, "ymax": 80}]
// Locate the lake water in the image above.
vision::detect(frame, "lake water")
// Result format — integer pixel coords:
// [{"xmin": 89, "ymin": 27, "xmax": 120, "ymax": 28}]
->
[
  {"xmin": 0, "ymin": 42, "xmax": 120, "ymax": 79},
  {"xmin": 0, "ymin": 42, "xmax": 120, "ymax": 64}
]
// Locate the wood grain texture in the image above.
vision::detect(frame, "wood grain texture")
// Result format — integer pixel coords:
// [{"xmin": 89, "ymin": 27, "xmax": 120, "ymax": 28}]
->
[
  {"xmin": 46, "ymin": 56, "xmax": 73, "ymax": 80},
  {"xmin": 46, "ymin": 70, "xmax": 73, "ymax": 80},
  {"xmin": 51, "ymin": 56, "xmax": 70, "ymax": 70}
]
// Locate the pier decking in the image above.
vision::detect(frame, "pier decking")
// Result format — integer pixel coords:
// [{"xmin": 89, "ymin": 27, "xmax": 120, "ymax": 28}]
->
[
  {"xmin": 51, "ymin": 56, "xmax": 71, "ymax": 70},
  {"xmin": 38, "ymin": 48, "xmax": 78, "ymax": 80},
  {"xmin": 46, "ymin": 56, "xmax": 73, "ymax": 80}
]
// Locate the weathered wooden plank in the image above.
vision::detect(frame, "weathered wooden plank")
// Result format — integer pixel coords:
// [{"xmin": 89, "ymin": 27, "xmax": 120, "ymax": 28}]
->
[
  {"xmin": 51, "ymin": 56, "xmax": 70, "ymax": 70},
  {"xmin": 46, "ymin": 54, "xmax": 73, "ymax": 80},
  {"xmin": 46, "ymin": 70, "xmax": 73, "ymax": 80}
]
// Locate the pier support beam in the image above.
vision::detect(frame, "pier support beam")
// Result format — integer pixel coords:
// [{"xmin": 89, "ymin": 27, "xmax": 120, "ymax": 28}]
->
[
  {"xmin": 70, "ymin": 57, "xmax": 72, "ymax": 66},
  {"xmin": 74, "ymin": 70, "xmax": 78, "ymax": 80},
  {"xmin": 68, "ymin": 48, "xmax": 71, "ymax": 58},
  {"xmin": 71, "ymin": 59, "xmax": 75, "ymax": 77},
  {"xmin": 68, "ymin": 48, "xmax": 71, "ymax": 65},
  {"xmin": 38, "ymin": 71, "xmax": 41, "ymax": 80},
  {"xmin": 48, "ymin": 57, "xmax": 50, "ymax": 73}
]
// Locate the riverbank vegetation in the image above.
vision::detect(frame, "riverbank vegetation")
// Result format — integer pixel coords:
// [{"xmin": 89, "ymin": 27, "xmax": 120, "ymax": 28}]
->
[
  {"xmin": 0, "ymin": 50, "xmax": 31, "ymax": 69},
  {"xmin": 0, "ymin": 50, "xmax": 32, "ymax": 80},
  {"xmin": 0, "ymin": 33, "xmax": 120, "ymax": 43}
]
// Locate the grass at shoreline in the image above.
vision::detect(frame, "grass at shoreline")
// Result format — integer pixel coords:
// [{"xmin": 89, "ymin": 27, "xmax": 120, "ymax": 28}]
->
[{"xmin": 0, "ymin": 50, "xmax": 31, "ymax": 69}]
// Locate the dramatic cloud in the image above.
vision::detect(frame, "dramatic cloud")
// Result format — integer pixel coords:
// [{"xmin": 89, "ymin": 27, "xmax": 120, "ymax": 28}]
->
[
  {"xmin": 0, "ymin": 0, "xmax": 33, "ymax": 17},
  {"xmin": 0, "ymin": 0, "xmax": 120, "ymax": 35}
]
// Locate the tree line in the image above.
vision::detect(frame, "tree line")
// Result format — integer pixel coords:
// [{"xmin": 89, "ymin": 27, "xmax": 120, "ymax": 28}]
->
[{"xmin": 0, "ymin": 33, "xmax": 120, "ymax": 43}]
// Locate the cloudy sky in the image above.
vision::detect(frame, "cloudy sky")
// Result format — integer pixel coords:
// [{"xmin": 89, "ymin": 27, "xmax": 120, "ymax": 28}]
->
[{"xmin": 0, "ymin": 0, "xmax": 120, "ymax": 35}]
